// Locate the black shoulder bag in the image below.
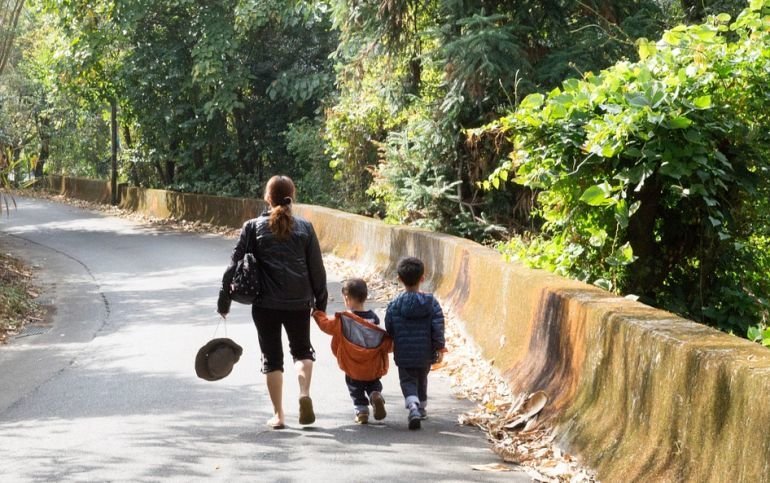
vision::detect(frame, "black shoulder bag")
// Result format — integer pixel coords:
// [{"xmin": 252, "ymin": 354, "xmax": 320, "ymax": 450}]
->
[{"xmin": 229, "ymin": 223, "xmax": 261, "ymax": 304}]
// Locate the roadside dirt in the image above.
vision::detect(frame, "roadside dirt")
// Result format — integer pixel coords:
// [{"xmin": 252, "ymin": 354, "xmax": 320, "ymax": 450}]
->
[{"xmin": 0, "ymin": 251, "xmax": 41, "ymax": 343}]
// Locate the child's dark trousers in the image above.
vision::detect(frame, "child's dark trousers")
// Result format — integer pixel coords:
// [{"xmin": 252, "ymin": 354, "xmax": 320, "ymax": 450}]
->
[
  {"xmin": 345, "ymin": 375, "xmax": 383, "ymax": 412},
  {"xmin": 398, "ymin": 366, "xmax": 429, "ymax": 408}
]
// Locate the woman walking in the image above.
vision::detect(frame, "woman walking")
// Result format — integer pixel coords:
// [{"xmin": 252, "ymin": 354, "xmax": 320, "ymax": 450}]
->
[{"xmin": 218, "ymin": 175, "xmax": 328, "ymax": 429}]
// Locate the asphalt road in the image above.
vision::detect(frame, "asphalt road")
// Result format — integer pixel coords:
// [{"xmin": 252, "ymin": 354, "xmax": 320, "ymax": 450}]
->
[{"xmin": 0, "ymin": 196, "xmax": 529, "ymax": 482}]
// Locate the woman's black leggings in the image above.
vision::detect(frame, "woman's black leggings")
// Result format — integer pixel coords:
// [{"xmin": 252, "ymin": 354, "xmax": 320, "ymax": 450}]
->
[{"xmin": 252, "ymin": 306, "xmax": 315, "ymax": 373}]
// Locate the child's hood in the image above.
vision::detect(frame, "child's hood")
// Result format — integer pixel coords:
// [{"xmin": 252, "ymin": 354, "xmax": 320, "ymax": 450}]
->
[
  {"xmin": 392, "ymin": 292, "xmax": 434, "ymax": 319},
  {"xmin": 340, "ymin": 312, "xmax": 388, "ymax": 349}
]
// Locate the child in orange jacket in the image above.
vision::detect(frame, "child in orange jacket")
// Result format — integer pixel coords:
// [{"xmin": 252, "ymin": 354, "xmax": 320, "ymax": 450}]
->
[{"xmin": 312, "ymin": 278, "xmax": 392, "ymax": 424}]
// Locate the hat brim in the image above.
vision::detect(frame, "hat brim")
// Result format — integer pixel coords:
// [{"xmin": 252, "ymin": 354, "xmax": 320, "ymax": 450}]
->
[{"xmin": 195, "ymin": 338, "xmax": 243, "ymax": 381}]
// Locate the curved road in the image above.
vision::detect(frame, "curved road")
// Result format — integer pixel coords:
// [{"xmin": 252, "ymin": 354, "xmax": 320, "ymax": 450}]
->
[{"xmin": 0, "ymin": 197, "xmax": 528, "ymax": 482}]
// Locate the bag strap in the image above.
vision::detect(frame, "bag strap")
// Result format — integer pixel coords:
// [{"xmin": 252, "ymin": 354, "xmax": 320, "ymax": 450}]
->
[{"xmin": 242, "ymin": 221, "xmax": 254, "ymax": 256}]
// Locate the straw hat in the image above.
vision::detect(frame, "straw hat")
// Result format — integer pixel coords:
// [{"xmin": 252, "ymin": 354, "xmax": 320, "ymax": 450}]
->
[{"xmin": 195, "ymin": 338, "xmax": 243, "ymax": 381}]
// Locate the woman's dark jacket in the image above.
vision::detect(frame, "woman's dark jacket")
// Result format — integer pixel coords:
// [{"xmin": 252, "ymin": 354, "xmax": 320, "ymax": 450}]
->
[
  {"xmin": 384, "ymin": 291, "xmax": 445, "ymax": 368},
  {"xmin": 218, "ymin": 212, "xmax": 328, "ymax": 314}
]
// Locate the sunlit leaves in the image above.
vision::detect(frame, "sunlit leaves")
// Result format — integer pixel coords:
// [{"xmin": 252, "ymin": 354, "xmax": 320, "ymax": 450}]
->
[
  {"xmin": 692, "ymin": 95, "xmax": 712, "ymax": 109},
  {"xmin": 519, "ymin": 93, "xmax": 544, "ymax": 110},
  {"xmin": 485, "ymin": 2, "xmax": 770, "ymax": 337},
  {"xmin": 637, "ymin": 38, "xmax": 656, "ymax": 60},
  {"xmin": 748, "ymin": 325, "xmax": 770, "ymax": 347},
  {"xmin": 579, "ymin": 183, "xmax": 616, "ymax": 207}
]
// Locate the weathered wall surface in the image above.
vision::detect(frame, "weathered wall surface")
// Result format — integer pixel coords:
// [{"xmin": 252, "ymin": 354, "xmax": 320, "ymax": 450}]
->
[
  {"xmin": 42, "ymin": 175, "xmax": 115, "ymax": 204},
  {"xmin": 40, "ymin": 177, "xmax": 770, "ymax": 482},
  {"xmin": 120, "ymin": 186, "xmax": 265, "ymax": 228}
]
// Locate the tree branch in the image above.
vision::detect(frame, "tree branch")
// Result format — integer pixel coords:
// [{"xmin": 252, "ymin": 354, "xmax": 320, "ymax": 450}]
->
[{"xmin": 0, "ymin": 0, "xmax": 25, "ymax": 77}]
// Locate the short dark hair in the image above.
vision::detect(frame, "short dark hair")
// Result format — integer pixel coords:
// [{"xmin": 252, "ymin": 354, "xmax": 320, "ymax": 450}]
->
[
  {"xmin": 397, "ymin": 257, "xmax": 424, "ymax": 287},
  {"xmin": 341, "ymin": 278, "xmax": 368, "ymax": 302}
]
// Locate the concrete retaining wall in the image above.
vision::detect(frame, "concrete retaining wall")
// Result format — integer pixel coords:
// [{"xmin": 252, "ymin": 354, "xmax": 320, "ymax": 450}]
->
[
  {"xmin": 120, "ymin": 186, "xmax": 265, "ymax": 228},
  {"xmin": 40, "ymin": 177, "xmax": 770, "ymax": 482},
  {"xmin": 42, "ymin": 175, "xmax": 116, "ymax": 204}
]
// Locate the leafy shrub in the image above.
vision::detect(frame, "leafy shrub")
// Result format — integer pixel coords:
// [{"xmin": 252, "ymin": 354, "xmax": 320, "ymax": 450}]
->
[
  {"xmin": 324, "ymin": 53, "xmax": 398, "ymax": 214},
  {"xmin": 368, "ymin": 109, "xmax": 458, "ymax": 225},
  {"xmin": 482, "ymin": 1, "xmax": 770, "ymax": 338},
  {"xmin": 284, "ymin": 118, "xmax": 338, "ymax": 207}
]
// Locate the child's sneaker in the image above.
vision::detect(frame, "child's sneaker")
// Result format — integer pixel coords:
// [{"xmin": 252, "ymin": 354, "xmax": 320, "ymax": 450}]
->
[
  {"xmin": 370, "ymin": 391, "xmax": 387, "ymax": 420},
  {"xmin": 354, "ymin": 410, "xmax": 369, "ymax": 424},
  {"xmin": 418, "ymin": 408, "xmax": 427, "ymax": 420},
  {"xmin": 408, "ymin": 406, "xmax": 421, "ymax": 430}
]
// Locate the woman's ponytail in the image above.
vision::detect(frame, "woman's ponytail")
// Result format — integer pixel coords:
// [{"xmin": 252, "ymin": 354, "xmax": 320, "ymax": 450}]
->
[{"xmin": 265, "ymin": 176, "xmax": 296, "ymax": 239}]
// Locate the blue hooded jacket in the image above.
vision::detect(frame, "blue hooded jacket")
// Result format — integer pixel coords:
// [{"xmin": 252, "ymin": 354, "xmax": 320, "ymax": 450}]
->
[{"xmin": 385, "ymin": 291, "xmax": 445, "ymax": 368}]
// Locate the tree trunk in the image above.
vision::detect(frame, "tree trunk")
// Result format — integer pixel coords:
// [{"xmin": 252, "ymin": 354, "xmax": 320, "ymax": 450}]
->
[
  {"xmin": 164, "ymin": 160, "xmax": 175, "ymax": 185},
  {"xmin": 122, "ymin": 123, "xmax": 140, "ymax": 187},
  {"xmin": 192, "ymin": 148, "xmax": 203, "ymax": 170},
  {"xmin": 153, "ymin": 159, "xmax": 166, "ymax": 184},
  {"xmin": 34, "ymin": 115, "xmax": 50, "ymax": 178},
  {"xmin": 680, "ymin": 0, "xmax": 704, "ymax": 22},
  {"xmin": 626, "ymin": 174, "xmax": 664, "ymax": 299},
  {"xmin": 232, "ymin": 98, "xmax": 252, "ymax": 174},
  {"xmin": 406, "ymin": 57, "xmax": 421, "ymax": 95},
  {"xmin": 163, "ymin": 138, "xmax": 179, "ymax": 186},
  {"xmin": 0, "ymin": 0, "xmax": 25, "ymax": 78},
  {"xmin": 110, "ymin": 100, "xmax": 118, "ymax": 205}
]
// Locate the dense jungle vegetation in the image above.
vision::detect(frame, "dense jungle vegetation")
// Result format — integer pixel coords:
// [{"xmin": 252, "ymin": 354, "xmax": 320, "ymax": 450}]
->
[{"xmin": 1, "ymin": 0, "xmax": 768, "ymax": 345}]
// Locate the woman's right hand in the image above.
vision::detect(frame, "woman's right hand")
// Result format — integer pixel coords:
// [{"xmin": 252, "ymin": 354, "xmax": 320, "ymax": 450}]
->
[{"xmin": 217, "ymin": 288, "xmax": 232, "ymax": 316}]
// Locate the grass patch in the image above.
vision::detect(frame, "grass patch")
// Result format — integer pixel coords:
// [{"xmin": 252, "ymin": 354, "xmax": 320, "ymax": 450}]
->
[{"xmin": 0, "ymin": 252, "xmax": 38, "ymax": 343}]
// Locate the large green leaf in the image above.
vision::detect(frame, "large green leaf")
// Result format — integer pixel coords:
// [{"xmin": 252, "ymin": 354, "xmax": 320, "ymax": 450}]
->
[
  {"xmin": 693, "ymin": 95, "xmax": 712, "ymax": 109},
  {"xmin": 520, "ymin": 93, "xmax": 545, "ymax": 110},
  {"xmin": 579, "ymin": 183, "xmax": 616, "ymax": 206}
]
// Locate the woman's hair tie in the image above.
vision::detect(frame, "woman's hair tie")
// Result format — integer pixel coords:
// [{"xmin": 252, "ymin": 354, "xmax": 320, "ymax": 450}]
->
[{"xmin": 277, "ymin": 196, "xmax": 292, "ymax": 206}]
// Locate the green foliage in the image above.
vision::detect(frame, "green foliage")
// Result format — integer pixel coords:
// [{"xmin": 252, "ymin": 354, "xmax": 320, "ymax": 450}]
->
[
  {"xmin": 21, "ymin": 0, "xmax": 338, "ymax": 194},
  {"xmin": 1, "ymin": 3, "xmax": 65, "ymax": 179},
  {"xmin": 325, "ymin": 52, "xmax": 404, "ymax": 213},
  {"xmin": 328, "ymin": 0, "xmax": 669, "ymax": 236},
  {"xmin": 0, "ymin": 0, "xmax": 26, "ymax": 78},
  {"xmin": 0, "ymin": 147, "xmax": 27, "ymax": 213},
  {"xmin": 11, "ymin": 0, "xmax": 770, "ymax": 347},
  {"xmin": 368, "ymin": 106, "xmax": 460, "ymax": 227},
  {"xmin": 748, "ymin": 323, "xmax": 770, "ymax": 347},
  {"xmin": 484, "ymin": 1, "xmax": 770, "ymax": 336},
  {"xmin": 284, "ymin": 117, "xmax": 339, "ymax": 207},
  {"xmin": 438, "ymin": 12, "xmax": 526, "ymax": 115}
]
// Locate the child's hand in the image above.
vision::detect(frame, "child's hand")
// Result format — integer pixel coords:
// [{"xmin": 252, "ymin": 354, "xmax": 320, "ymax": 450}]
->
[
  {"xmin": 431, "ymin": 349, "xmax": 447, "ymax": 370},
  {"xmin": 431, "ymin": 348, "xmax": 447, "ymax": 364}
]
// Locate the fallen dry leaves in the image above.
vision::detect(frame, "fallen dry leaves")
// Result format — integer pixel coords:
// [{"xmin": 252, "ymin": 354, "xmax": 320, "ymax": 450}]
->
[
  {"xmin": 444, "ymin": 324, "xmax": 596, "ymax": 483},
  {"xmin": 0, "ymin": 252, "xmax": 42, "ymax": 343}
]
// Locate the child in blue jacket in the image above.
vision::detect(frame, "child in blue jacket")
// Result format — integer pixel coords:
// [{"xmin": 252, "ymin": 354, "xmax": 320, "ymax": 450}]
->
[{"xmin": 385, "ymin": 256, "xmax": 446, "ymax": 430}]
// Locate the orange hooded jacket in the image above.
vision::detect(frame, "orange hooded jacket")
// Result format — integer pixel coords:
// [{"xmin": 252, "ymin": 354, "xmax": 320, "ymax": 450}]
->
[{"xmin": 313, "ymin": 310, "xmax": 393, "ymax": 381}]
